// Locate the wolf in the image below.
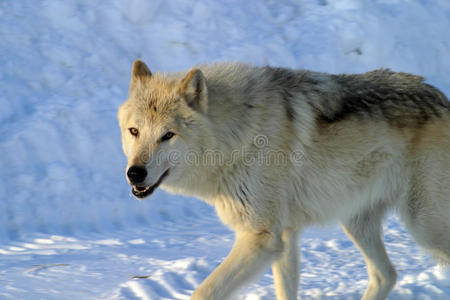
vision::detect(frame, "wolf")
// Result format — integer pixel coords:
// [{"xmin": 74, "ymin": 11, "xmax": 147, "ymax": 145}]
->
[{"xmin": 118, "ymin": 60, "xmax": 450, "ymax": 300}]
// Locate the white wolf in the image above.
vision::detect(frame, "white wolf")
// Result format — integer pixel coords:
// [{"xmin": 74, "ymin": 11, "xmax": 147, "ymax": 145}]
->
[{"xmin": 118, "ymin": 60, "xmax": 450, "ymax": 300}]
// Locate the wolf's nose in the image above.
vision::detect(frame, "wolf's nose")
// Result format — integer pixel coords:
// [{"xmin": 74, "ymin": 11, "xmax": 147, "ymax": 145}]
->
[{"xmin": 127, "ymin": 166, "xmax": 147, "ymax": 184}]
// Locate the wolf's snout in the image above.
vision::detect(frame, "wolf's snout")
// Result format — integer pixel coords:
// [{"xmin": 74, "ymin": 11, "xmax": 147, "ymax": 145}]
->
[{"xmin": 127, "ymin": 165, "xmax": 147, "ymax": 184}]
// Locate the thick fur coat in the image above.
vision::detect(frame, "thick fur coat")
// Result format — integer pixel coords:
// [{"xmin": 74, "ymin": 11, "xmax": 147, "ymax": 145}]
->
[{"xmin": 118, "ymin": 61, "xmax": 450, "ymax": 300}]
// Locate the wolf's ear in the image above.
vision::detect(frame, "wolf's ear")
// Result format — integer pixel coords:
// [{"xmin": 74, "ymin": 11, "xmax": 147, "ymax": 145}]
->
[
  {"xmin": 178, "ymin": 69, "xmax": 208, "ymax": 113},
  {"xmin": 130, "ymin": 60, "xmax": 152, "ymax": 88}
]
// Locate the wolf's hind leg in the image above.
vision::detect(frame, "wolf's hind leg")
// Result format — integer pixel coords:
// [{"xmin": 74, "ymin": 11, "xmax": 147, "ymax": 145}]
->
[
  {"xmin": 271, "ymin": 228, "xmax": 299, "ymax": 300},
  {"xmin": 191, "ymin": 230, "xmax": 283, "ymax": 300},
  {"xmin": 399, "ymin": 179, "xmax": 450, "ymax": 265},
  {"xmin": 341, "ymin": 208, "xmax": 397, "ymax": 300},
  {"xmin": 400, "ymin": 198, "xmax": 450, "ymax": 264}
]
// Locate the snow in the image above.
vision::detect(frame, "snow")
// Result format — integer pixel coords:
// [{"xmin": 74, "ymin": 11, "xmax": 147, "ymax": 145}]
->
[{"xmin": 0, "ymin": 0, "xmax": 449, "ymax": 299}]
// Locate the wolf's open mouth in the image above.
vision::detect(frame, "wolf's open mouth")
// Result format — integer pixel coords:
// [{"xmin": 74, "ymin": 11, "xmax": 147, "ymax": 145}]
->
[{"xmin": 131, "ymin": 169, "xmax": 169, "ymax": 199}]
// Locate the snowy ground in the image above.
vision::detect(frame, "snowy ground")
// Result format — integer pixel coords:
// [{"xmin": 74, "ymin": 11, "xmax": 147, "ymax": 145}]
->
[
  {"xmin": 1, "ymin": 0, "xmax": 449, "ymax": 299},
  {"xmin": 1, "ymin": 216, "xmax": 449, "ymax": 299}
]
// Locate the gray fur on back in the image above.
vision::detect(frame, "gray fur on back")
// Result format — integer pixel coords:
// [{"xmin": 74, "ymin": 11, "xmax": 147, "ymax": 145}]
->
[{"xmin": 194, "ymin": 63, "xmax": 450, "ymax": 129}]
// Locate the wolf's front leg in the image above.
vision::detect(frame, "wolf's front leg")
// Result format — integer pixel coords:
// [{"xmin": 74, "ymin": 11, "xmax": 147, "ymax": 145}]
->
[
  {"xmin": 191, "ymin": 230, "xmax": 283, "ymax": 300},
  {"xmin": 271, "ymin": 228, "xmax": 299, "ymax": 300}
]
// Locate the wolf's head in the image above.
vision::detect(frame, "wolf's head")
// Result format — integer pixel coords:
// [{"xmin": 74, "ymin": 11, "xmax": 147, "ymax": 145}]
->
[{"xmin": 118, "ymin": 60, "xmax": 209, "ymax": 199}]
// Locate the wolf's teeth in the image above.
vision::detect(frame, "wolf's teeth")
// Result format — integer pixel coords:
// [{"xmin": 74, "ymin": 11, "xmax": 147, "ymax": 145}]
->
[{"xmin": 133, "ymin": 186, "xmax": 150, "ymax": 193}]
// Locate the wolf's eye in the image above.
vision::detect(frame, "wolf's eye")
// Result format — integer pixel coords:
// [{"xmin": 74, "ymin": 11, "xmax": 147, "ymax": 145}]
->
[
  {"xmin": 161, "ymin": 131, "xmax": 175, "ymax": 142},
  {"xmin": 129, "ymin": 128, "xmax": 139, "ymax": 136}
]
